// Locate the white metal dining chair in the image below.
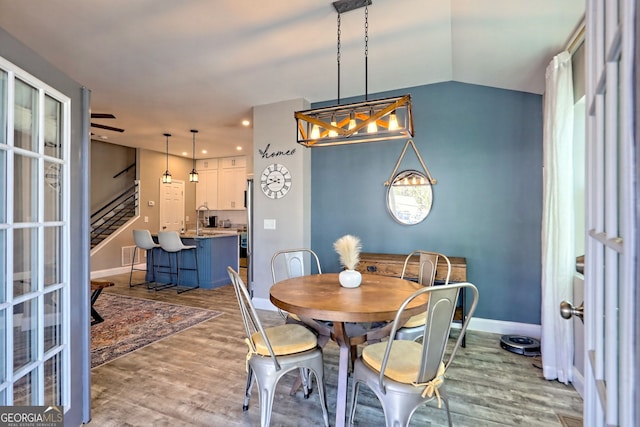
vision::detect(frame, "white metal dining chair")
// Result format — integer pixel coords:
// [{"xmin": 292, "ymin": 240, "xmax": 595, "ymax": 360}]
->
[
  {"xmin": 395, "ymin": 251, "xmax": 451, "ymax": 341},
  {"xmin": 270, "ymin": 248, "xmax": 332, "ymax": 396},
  {"xmin": 349, "ymin": 282, "xmax": 479, "ymax": 427},
  {"xmin": 157, "ymin": 231, "xmax": 200, "ymax": 293},
  {"xmin": 129, "ymin": 229, "xmax": 161, "ymax": 288},
  {"xmin": 271, "ymin": 248, "xmax": 322, "ymax": 321},
  {"xmin": 227, "ymin": 266, "xmax": 329, "ymax": 427}
]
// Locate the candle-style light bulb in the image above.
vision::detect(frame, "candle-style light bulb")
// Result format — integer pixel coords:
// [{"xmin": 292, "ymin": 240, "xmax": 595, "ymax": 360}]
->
[
  {"xmin": 348, "ymin": 111, "xmax": 357, "ymax": 134},
  {"xmin": 329, "ymin": 114, "xmax": 338, "ymax": 137},
  {"xmin": 311, "ymin": 124, "xmax": 321, "ymax": 139},
  {"xmin": 388, "ymin": 110, "xmax": 399, "ymax": 130},
  {"xmin": 367, "ymin": 108, "xmax": 378, "ymax": 133}
]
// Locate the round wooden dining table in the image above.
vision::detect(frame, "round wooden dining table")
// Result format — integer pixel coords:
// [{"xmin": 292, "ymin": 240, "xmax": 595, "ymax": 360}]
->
[{"xmin": 269, "ymin": 272, "xmax": 427, "ymax": 427}]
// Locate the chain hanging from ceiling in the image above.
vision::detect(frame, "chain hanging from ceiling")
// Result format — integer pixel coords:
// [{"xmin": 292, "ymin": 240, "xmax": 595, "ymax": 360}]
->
[{"xmin": 294, "ymin": 0, "xmax": 414, "ymax": 147}]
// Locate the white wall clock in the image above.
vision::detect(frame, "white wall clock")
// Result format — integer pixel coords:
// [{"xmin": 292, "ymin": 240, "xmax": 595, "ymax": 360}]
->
[
  {"xmin": 260, "ymin": 163, "xmax": 292, "ymax": 199},
  {"xmin": 45, "ymin": 163, "xmax": 61, "ymax": 191}
]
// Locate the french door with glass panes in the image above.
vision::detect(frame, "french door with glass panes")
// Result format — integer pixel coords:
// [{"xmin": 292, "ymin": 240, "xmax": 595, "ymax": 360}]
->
[
  {"xmin": 583, "ymin": 0, "xmax": 637, "ymax": 425},
  {"xmin": 0, "ymin": 57, "xmax": 71, "ymax": 409}
]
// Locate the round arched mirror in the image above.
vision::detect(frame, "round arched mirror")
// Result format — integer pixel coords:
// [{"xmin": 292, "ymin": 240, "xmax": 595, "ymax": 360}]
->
[{"xmin": 386, "ymin": 170, "xmax": 433, "ymax": 225}]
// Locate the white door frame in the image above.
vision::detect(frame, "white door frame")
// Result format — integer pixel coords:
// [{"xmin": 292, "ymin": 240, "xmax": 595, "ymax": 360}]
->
[
  {"xmin": 584, "ymin": 0, "xmax": 636, "ymax": 425},
  {"xmin": 0, "ymin": 56, "xmax": 73, "ymax": 412}
]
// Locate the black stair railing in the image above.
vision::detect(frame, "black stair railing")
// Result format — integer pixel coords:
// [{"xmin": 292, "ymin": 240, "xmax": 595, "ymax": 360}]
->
[
  {"xmin": 113, "ymin": 162, "xmax": 136, "ymax": 179},
  {"xmin": 91, "ymin": 182, "xmax": 139, "ymax": 248}
]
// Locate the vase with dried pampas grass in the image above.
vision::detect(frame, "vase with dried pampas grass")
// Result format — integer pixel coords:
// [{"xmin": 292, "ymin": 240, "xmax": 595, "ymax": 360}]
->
[{"xmin": 333, "ymin": 234, "xmax": 362, "ymax": 288}]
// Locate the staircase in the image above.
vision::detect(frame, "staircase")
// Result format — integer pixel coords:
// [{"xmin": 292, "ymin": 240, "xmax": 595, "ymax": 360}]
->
[{"xmin": 91, "ymin": 182, "xmax": 139, "ymax": 249}]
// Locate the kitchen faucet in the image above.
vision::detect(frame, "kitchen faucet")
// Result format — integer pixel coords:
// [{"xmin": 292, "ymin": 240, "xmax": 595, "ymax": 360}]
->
[{"xmin": 196, "ymin": 205, "xmax": 209, "ymax": 236}]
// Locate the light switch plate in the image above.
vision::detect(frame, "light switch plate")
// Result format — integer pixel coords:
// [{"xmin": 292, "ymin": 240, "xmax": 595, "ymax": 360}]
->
[
  {"xmin": 264, "ymin": 219, "xmax": 276, "ymax": 230},
  {"xmin": 148, "ymin": 200, "xmax": 155, "ymax": 207}
]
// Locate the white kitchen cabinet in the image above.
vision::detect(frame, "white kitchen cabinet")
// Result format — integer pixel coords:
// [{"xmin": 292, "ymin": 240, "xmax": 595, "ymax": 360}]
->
[
  {"xmin": 195, "ymin": 169, "xmax": 218, "ymax": 210},
  {"xmin": 196, "ymin": 158, "xmax": 218, "ymax": 170},
  {"xmin": 220, "ymin": 156, "xmax": 246, "ymax": 169},
  {"xmin": 195, "ymin": 156, "xmax": 245, "ymax": 210},
  {"xmin": 218, "ymin": 157, "xmax": 246, "ymax": 210}
]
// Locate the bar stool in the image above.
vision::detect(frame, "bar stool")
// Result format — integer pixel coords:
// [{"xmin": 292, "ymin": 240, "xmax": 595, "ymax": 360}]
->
[
  {"xmin": 157, "ymin": 231, "xmax": 200, "ymax": 294},
  {"xmin": 129, "ymin": 229, "xmax": 161, "ymax": 288}
]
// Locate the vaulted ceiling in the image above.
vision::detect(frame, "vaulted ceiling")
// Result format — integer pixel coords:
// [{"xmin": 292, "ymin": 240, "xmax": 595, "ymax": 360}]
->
[{"xmin": 0, "ymin": 0, "xmax": 584, "ymax": 158}]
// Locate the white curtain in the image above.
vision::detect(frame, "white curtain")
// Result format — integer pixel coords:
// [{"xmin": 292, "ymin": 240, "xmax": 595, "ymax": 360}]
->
[{"xmin": 541, "ymin": 51, "xmax": 575, "ymax": 384}]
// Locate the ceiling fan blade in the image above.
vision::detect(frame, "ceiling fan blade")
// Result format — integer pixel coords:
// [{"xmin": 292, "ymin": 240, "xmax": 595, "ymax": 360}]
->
[
  {"xmin": 91, "ymin": 122, "xmax": 125, "ymax": 133},
  {"xmin": 91, "ymin": 113, "xmax": 116, "ymax": 119}
]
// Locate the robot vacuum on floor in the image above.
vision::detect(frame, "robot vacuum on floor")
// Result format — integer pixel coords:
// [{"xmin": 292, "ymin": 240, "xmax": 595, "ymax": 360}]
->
[{"xmin": 500, "ymin": 335, "xmax": 541, "ymax": 356}]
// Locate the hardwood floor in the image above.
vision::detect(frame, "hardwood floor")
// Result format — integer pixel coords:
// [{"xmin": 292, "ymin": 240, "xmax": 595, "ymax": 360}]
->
[{"xmin": 88, "ymin": 270, "xmax": 583, "ymax": 426}]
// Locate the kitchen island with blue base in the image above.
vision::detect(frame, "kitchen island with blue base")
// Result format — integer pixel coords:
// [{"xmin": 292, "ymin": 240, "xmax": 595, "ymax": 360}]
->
[{"xmin": 146, "ymin": 233, "xmax": 238, "ymax": 289}]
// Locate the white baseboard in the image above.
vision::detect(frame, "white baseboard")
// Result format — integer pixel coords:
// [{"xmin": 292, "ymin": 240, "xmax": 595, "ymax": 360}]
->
[
  {"xmin": 572, "ymin": 366, "xmax": 585, "ymax": 399},
  {"xmin": 91, "ymin": 265, "xmax": 144, "ymax": 279},
  {"xmin": 455, "ymin": 317, "xmax": 541, "ymax": 338},
  {"xmin": 252, "ymin": 296, "xmax": 542, "ymax": 338}
]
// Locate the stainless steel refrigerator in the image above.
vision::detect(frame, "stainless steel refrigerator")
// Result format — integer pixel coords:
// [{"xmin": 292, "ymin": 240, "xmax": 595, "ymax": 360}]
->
[{"xmin": 245, "ymin": 177, "xmax": 254, "ymax": 296}]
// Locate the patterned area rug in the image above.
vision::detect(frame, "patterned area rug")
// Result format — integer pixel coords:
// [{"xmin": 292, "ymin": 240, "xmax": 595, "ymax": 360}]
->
[
  {"xmin": 557, "ymin": 413, "xmax": 583, "ymax": 427},
  {"xmin": 91, "ymin": 293, "xmax": 222, "ymax": 368}
]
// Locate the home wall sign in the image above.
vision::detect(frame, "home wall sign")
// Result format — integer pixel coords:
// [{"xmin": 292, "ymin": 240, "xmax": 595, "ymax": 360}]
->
[{"xmin": 258, "ymin": 143, "xmax": 296, "ymax": 159}]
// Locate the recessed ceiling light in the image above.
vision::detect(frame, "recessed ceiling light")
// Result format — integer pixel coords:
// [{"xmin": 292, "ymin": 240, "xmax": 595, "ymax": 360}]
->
[
  {"xmin": 201, "ymin": 149, "xmax": 207, "ymax": 154},
  {"xmin": 182, "ymin": 152, "xmax": 188, "ymax": 156},
  {"xmin": 98, "ymin": 135, "xmax": 108, "ymax": 140},
  {"xmin": 242, "ymin": 119, "xmax": 250, "ymax": 127},
  {"xmin": 236, "ymin": 146, "xmax": 242, "ymax": 151}
]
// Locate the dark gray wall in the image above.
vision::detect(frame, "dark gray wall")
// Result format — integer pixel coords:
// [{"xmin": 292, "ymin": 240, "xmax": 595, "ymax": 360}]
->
[
  {"xmin": 311, "ymin": 81, "xmax": 543, "ymax": 324},
  {"xmin": 1, "ymin": 27, "xmax": 89, "ymax": 424}
]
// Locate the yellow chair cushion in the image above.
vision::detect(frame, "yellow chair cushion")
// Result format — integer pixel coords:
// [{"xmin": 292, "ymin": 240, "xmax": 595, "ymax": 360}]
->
[
  {"xmin": 362, "ymin": 340, "xmax": 423, "ymax": 384},
  {"xmin": 288, "ymin": 313, "xmax": 302, "ymax": 321},
  {"xmin": 402, "ymin": 311, "xmax": 427, "ymax": 328},
  {"xmin": 251, "ymin": 324, "xmax": 317, "ymax": 356},
  {"xmin": 363, "ymin": 340, "xmax": 447, "ymax": 407}
]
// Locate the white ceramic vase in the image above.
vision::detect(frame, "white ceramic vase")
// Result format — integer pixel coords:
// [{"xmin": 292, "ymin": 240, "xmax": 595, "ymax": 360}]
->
[{"xmin": 339, "ymin": 269, "xmax": 362, "ymax": 288}]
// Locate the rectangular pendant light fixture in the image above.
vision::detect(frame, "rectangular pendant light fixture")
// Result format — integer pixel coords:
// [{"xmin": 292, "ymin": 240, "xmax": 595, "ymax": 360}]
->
[
  {"xmin": 295, "ymin": 94, "xmax": 413, "ymax": 147},
  {"xmin": 295, "ymin": 0, "xmax": 414, "ymax": 148}
]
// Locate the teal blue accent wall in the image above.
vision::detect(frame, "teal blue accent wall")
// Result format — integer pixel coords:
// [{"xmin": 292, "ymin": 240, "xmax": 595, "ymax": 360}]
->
[{"xmin": 311, "ymin": 81, "xmax": 543, "ymax": 324}]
